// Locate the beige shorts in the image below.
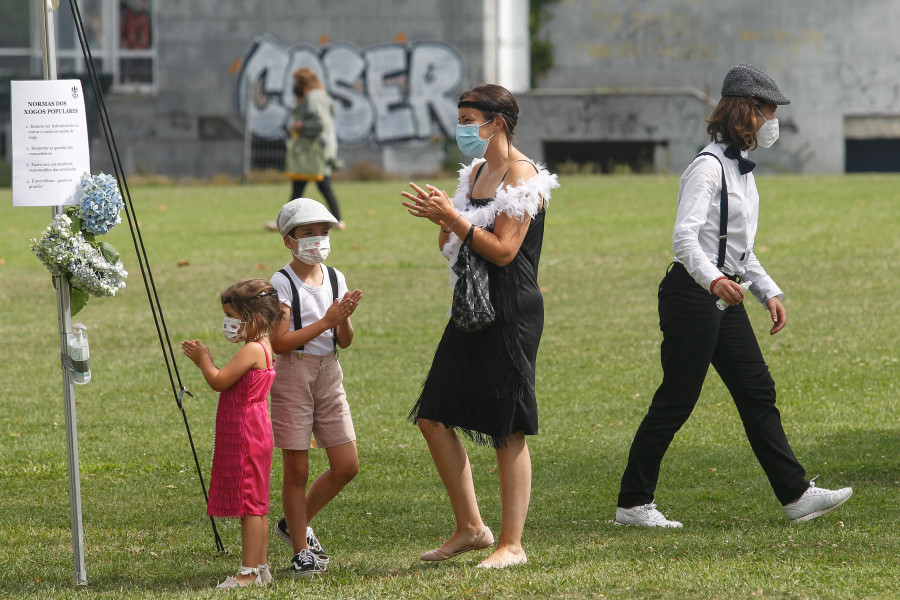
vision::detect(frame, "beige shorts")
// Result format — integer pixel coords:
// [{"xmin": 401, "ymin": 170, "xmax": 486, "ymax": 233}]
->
[{"xmin": 270, "ymin": 351, "xmax": 356, "ymax": 451}]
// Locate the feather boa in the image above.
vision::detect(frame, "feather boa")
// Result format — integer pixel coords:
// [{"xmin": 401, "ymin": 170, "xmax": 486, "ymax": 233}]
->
[{"xmin": 442, "ymin": 159, "xmax": 560, "ymax": 287}]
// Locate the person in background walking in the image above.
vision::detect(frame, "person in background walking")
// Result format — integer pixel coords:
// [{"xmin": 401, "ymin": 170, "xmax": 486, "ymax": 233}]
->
[{"xmin": 277, "ymin": 68, "xmax": 345, "ymax": 231}]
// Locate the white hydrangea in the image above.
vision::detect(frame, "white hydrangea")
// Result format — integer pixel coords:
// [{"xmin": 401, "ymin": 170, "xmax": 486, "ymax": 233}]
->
[{"xmin": 30, "ymin": 213, "xmax": 127, "ymax": 298}]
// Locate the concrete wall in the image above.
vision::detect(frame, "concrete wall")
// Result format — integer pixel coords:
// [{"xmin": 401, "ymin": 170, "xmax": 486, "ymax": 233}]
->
[{"xmin": 537, "ymin": 0, "xmax": 900, "ymax": 173}]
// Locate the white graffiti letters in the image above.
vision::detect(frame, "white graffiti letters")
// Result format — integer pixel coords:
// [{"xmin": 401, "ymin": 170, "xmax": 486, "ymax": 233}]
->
[
  {"xmin": 237, "ymin": 35, "xmax": 291, "ymax": 139},
  {"xmin": 236, "ymin": 34, "xmax": 466, "ymax": 145},
  {"xmin": 321, "ymin": 42, "xmax": 372, "ymax": 144}
]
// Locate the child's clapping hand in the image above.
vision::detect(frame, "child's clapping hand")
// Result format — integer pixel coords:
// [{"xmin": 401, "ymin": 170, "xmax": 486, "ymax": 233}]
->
[
  {"xmin": 323, "ymin": 289, "xmax": 362, "ymax": 327},
  {"xmin": 182, "ymin": 339, "xmax": 213, "ymax": 366}
]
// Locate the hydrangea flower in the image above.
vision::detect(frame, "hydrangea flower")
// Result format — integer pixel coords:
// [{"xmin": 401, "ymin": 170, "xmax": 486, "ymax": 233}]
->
[
  {"xmin": 30, "ymin": 173, "xmax": 127, "ymax": 314},
  {"xmin": 31, "ymin": 213, "xmax": 127, "ymax": 299},
  {"xmin": 76, "ymin": 172, "xmax": 124, "ymax": 236}
]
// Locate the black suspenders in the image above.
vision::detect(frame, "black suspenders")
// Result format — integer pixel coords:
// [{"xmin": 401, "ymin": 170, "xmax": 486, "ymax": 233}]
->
[
  {"xmin": 278, "ymin": 266, "xmax": 340, "ymax": 353},
  {"xmin": 696, "ymin": 152, "xmax": 728, "ymax": 269}
]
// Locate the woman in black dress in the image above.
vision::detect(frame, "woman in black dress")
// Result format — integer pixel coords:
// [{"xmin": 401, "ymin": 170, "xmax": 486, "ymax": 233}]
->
[{"xmin": 401, "ymin": 84, "xmax": 559, "ymax": 569}]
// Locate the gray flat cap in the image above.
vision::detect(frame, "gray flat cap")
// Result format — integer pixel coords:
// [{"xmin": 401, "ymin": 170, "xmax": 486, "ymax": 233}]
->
[
  {"xmin": 721, "ymin": 63, "xmax": 790, "ymax": 105},
  {"xmin": 277, "ymin": 197, "xmax": 338, "ymax": 236}
]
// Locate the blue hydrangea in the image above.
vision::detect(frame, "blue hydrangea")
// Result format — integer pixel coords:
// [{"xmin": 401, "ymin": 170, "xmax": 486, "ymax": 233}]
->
[{"xmin": 76, "ymin": 172, "xmax": 124, "ymax": 236}]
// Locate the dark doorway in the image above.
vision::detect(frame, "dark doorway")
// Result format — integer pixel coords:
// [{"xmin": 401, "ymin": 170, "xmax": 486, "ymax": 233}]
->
[{"xmin": 845, "ymin": 139, "xmax": 900, "ymax": 172}]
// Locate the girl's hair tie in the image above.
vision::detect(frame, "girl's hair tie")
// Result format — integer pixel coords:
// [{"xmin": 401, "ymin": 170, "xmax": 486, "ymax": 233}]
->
[{"xmin": 222, "ymin": 290, "xmax": 278, "ymax": 305}]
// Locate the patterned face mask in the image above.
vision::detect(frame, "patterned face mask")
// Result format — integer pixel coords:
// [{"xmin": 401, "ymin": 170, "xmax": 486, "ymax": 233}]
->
[
  {"xmin": 222, "ymin": 316, "xmax": 246, "ymax": 343},
  {"xmin": 291, "ymin": 235, "xmax": 331, "ymax": 264}
]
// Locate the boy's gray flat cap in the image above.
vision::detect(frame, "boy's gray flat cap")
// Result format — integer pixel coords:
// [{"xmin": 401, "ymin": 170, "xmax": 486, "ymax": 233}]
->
[
  {"xmin": 721, "ymin": 63, "xmax": 790, "ymax": 105},
  {"xmin": 277, "ymin": 197, "xmax": 338, "ymax": 237}
]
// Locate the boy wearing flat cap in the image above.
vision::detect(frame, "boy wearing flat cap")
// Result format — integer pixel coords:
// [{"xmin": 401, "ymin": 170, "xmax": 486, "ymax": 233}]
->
[{"xmin": 268, "ymin": 197, "xmax": 362, "ymax": 576}]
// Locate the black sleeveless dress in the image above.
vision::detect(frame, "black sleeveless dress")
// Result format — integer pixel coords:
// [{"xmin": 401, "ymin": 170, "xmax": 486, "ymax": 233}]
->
[{"xmin": 409, "ymin": 198, "xmax": 546, "ymax": 448}]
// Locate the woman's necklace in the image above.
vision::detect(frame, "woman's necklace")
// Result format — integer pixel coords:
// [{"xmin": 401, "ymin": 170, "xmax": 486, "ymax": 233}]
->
[{"xmin": 250, "ymin": 332, "xmax": 269, "ymax": 342}]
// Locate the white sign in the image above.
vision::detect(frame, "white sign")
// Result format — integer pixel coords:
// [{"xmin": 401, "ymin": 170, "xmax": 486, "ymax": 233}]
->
[{"xmin": 11, "ymin": 79, "xmax": 91, "ymax": 207}]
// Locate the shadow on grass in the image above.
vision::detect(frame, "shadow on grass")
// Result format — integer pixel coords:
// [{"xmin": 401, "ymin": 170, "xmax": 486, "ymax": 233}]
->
[{"xmin": 813, "ymin": 427, "xmax": 900, "ymax": 484}]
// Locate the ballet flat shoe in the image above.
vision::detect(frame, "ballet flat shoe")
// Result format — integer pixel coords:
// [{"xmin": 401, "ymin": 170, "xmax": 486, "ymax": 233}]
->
[
  {"xmin": 419, "ymin": 526, "xmax": 494, "ymax": 562},
  {"xmin": 476, "ymin": 551, "xmax": 527, "ymax": 569}
]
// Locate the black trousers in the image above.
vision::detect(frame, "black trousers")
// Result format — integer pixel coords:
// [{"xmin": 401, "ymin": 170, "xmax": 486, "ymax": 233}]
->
[
  {"xmin": 617, "ymin": 263, "xmax": 809, "ymax": 508},
  {"xmin": 292, "ymin": 177, "xmax": 342, "ymax": 221}
]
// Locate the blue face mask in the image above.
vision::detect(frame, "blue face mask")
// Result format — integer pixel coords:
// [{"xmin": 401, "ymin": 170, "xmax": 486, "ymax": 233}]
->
[{"xmin": 456, "ymin": 121, "xmax": 495, "ymax": 158}]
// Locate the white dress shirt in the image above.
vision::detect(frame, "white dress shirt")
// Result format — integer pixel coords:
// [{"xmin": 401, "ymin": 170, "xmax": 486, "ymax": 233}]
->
[{"xmin": 672, "ymin": 141, "xmax": 783, "ymax": 305}]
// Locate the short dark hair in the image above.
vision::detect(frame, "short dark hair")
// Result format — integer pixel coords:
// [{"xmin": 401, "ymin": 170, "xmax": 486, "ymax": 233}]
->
[{"xmin": 706, "ymin": 96, "xmax": 768, "ymax": 151}]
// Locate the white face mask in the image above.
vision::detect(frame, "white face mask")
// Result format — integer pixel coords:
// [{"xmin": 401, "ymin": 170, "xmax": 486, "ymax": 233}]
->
[
  {"xmin": 291, "ymin": 235, "xmax": 330, "ymax": 264},
  {"xmin": 756, "ymin": 108, "xmax": 780, "ymax": 148},
  {"xmin": 222, "ymin": 316, "xmax": 246, "ymax": 343}
]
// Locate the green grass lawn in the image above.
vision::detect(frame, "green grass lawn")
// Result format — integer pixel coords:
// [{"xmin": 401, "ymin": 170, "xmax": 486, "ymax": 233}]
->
[{"xmin": 0, "ymin": 173, "xmax": 897, "ymax": 599}]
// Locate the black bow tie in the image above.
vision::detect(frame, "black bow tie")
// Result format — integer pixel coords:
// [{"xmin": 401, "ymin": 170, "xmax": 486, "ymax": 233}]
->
[{"xmin": 724, "ymin": 146, "xmax": 756, "ymax": 174}]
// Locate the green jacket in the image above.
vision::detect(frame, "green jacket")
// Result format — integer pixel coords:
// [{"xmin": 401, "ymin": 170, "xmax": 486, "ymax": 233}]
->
[{"xmin": 291, "ymin": 88, "xmax": 338, "ymax": 175}]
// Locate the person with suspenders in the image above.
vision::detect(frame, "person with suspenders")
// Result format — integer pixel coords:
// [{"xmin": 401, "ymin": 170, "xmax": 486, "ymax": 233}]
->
[
  {"xmin": 615, "ymin": 64, "xmax": 852, "ymax": 528},
  {"xmin": 268, "ymin": 198, "xmax": 362, "ymax": 575}
]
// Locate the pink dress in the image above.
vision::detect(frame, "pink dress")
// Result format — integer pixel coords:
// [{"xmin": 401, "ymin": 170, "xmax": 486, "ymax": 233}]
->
[{"xmin": 207, "ymin": 342, "xmax": 276, "ymax": 518}]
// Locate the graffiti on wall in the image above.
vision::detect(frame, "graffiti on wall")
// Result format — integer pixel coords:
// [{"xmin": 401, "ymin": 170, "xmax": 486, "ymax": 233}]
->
[
  {"xmin": 529, "ymin": 93, "xmax": 700, "ymax": 142},
  {"xmin": 838, "ymin": 62, "xmax": 900, "ymax": 111},
  {"xmin": 572, "ymin": 8, "xmax": 716, "ymax": 63},
  {"xmin": 613, "ymin": 11, "xmax": 714, "ymax": 61},
  {"xmin": 235, "ymin": 34, "xmax": 466, "ymax": 145}
]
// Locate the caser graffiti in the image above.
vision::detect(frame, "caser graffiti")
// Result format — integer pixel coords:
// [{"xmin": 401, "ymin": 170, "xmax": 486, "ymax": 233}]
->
[{"xmin": 235, "ymin": 34, "xmax": 466, "ymax": 145}]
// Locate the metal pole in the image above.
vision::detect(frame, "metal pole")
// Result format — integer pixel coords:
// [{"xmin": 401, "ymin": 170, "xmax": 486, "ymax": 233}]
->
[
  {"xmin": 40, "ymin": 0, "xmax": 87, "ymax": 586},
  {"xmin": 242, "ymin": 79, "xmax": 253, "ymax": 184}
]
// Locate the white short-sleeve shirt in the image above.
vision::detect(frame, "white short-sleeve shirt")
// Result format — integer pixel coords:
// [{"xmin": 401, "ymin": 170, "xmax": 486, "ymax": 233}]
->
[{"xmin": 271, "ymin": 263, "xmax": 348, "ymax": 356}]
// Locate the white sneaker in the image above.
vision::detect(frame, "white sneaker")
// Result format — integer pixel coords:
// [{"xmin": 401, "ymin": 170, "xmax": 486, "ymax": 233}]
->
[
  {"xmin": 783, "ymin": 480, "xmax": 852, "ymax": 523},
  {"xmin": 615, "ymin": 502, "xmax": 683, "ymax": 528}
]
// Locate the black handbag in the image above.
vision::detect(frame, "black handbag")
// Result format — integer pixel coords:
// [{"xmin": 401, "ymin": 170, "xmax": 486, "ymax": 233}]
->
[{"xmin": 451, "ymin": 225, "xmax": 495, "ymax": 332}]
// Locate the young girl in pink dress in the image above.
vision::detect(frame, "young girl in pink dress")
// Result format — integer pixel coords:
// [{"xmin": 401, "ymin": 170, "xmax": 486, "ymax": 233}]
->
[{"xmin": 182, "ymin": 279, "xmax": 282, "ymax": 589}]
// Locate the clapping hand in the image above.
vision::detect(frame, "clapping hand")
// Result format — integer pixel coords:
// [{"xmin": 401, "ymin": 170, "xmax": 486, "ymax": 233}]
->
[
  {"xmin": 401, "ymin": 182, "xmax": 453, "ymax": 226},
  {"xmin": 182, "ymin": 339, "xmax": 213, "ymax": 366},
  {"xmin": 323, "ymin": 289, "xmax": 362, "ymax": 327}
]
